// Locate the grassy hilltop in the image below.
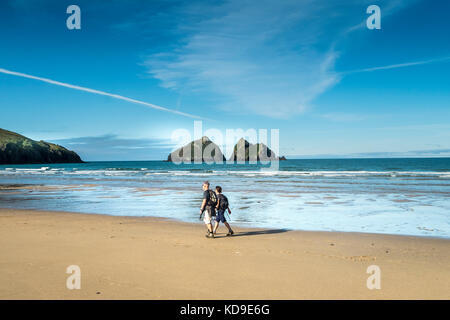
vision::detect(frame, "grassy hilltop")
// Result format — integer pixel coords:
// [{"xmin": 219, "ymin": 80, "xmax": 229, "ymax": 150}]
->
[{"xmin": 0, "ymin": 128, "xmax": 83, "ymax": 164}]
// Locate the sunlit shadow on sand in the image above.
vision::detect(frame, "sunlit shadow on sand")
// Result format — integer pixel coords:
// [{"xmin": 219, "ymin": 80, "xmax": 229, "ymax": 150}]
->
[{"xmin": 213, "ymin": 228, "xmax": 289, "ymax": 238}]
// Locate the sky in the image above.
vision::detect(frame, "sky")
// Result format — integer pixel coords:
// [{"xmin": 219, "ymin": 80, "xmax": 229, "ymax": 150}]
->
[{"xmin": 0, "ymin": 0, "xmax": 449, "ymax": 160}]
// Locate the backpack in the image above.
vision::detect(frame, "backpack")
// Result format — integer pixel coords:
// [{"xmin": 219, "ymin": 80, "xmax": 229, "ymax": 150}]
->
[
  {"xmin": 208, "ymin": 190, "xmax": 218, "ymax": 207},
  {"xmin": 218, "ymin": 194, "xmax": 229, "ymax": 210}
]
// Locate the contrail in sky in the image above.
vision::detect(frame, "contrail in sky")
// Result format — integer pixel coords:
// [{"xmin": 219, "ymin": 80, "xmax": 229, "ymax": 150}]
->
[
  {"xmin": 342, "ymin": 56, "xmax": 450, "ymax": 75},
  {"xmin": 0, "ymin": 68, "xmax": 202, "ymax": 119}
]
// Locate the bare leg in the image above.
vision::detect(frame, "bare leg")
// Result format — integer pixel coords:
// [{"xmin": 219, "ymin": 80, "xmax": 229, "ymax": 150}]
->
[
  {"xmin": 213, "ymin": 221, "xmax": 219, "ymax": 234},
  {"xmin": 224, "ymin": 221, "xmax": 233, "ymax": 232}
]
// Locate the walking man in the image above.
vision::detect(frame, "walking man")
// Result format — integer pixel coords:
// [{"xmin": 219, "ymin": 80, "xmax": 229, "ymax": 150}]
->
[
  {"xmin": 200, "ymin": 181, "xmax": 217, "ymax": 238},
  {"xmin": 213, "ymin": 186, "xmax": 234, "ymax": 236}
]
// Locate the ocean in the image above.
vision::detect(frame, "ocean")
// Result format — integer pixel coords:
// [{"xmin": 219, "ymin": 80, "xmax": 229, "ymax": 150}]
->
[{"xmin": 0, "ymin": 158, "xmax": 449, "ymax": 238}]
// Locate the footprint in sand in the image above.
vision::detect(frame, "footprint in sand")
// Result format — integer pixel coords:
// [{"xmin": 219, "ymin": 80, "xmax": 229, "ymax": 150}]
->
[{"xmin": 346, "ymin": 255, "xmax": 377, "ymax": 262}]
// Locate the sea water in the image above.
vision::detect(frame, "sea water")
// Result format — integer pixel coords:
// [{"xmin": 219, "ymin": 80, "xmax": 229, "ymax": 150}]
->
[{"xmin": 0, "ymin": 158, "xmax": 449, "ymax": 238}]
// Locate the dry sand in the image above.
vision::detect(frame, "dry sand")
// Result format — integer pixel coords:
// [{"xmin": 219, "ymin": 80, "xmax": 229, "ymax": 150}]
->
[{"xmin": 0, "ymin": 208, "xmax": 448, "ymax": 299}]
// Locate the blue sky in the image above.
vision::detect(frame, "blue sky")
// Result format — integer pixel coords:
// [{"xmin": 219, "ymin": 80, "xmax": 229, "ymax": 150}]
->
[{"xmin": 1, "ymin": 0, "xmax": 449, "ymax": 160}]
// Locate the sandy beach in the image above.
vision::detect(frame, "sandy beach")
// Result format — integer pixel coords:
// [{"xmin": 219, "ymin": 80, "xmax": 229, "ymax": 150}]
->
[{"xmin": 0, "ymin": 208, "xmax": 448, "ymax": 299}]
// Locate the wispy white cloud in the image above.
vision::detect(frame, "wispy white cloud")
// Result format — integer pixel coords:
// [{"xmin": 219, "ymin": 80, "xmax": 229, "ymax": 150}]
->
[
  {"xmin": 144, "ymin": 0, "xmax": 354, "ymax": 118},
  {"xmin": 143, "ymin": 0, "xmax": 427, "ymax": 118},
  {"xmin": 320, "ymin": 112, "xmax": 367, "ymax": 122},
  {"xmin": 343, "ymin": 0, "xmax": 421, "ymax": 34},
  {"xmin": 290, "ymin": 148, "xmax": 450, "ymax": 159},
  {"xmin": 53, "ymin": 134, "xmax": 175, "ymax": 161},
  {"xmin": 0, "ymin": 67, "xmax": 202, "ymax": 119},
  {"xmin": 145, "ymin": 0, "xmax": 428, "ymax": 117}
]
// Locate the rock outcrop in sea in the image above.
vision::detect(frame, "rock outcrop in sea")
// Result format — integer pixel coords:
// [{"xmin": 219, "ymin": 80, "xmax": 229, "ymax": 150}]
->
[
  {"xmin": 167, "ymin": 136, "xmax": 286, "ymax": 162},
  {"xmin": 167, "ymin": 136, "xmax": 226, "ymax": 163},
  {"xmin": 228, "ymin": 138, "xmax": 285, "ymax": 162}
]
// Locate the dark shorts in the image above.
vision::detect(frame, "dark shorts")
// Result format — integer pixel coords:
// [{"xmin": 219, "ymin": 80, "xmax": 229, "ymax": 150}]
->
[{"xmin": 215, "ymin": 209, "xmax": 227, "ymax": 223}]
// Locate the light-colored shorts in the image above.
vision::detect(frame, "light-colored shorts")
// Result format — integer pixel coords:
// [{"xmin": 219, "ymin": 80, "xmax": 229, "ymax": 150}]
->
[
  {"xmin": 203, "ymin": 209, "xmax": 212, "ymax": 224},
  {"xmin": 203, "ymin": 208, "xmax": 215, "ymax": 224}
]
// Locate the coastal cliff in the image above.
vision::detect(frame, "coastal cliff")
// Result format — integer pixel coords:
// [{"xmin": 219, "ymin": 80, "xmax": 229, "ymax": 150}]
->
[{"xmin": 0, "ymin": 128, "xmax": 83, "ymax": 164}]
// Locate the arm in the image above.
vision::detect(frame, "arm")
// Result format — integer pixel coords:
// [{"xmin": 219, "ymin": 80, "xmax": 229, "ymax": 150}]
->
[
  {"xmin": 200, "ymin": 198, "xmax": 207, "ymax": 214},
  {"xmin": 216, "ymin": 198, "xmax": 220, "ymax": 209}
]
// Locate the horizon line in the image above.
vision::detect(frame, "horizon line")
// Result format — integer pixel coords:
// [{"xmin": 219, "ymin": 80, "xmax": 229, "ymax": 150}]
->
[{"xmin": 69, "ymin": 155, "xmax": 450, "ymax": 162}]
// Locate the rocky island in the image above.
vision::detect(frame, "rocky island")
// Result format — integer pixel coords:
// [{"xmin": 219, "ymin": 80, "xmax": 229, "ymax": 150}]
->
[
  {"xmin": 229, "ymin": 137, "xmax": 285, "ymax": 161},
  {"xmin": 167, "ymin": 136, "xmax": 226, "ymax": 163},
  {"xmin": 167, "ymin": 136, "xmax": 286, "ymax": 162}
]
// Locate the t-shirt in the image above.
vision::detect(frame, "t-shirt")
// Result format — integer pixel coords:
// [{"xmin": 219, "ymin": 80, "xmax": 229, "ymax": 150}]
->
[{"xmin": 203, "ymin": 190, "xmax": 210, "ymax": 205}]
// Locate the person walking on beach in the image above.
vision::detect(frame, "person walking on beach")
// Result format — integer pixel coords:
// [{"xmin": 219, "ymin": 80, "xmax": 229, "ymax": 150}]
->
[
  {"xmin": 200, "ymin": 181, "xmax": 217, "ymax": 238},
  {"xmin": 213, "ymin": 186, "xmax": 234, "ymax": 236}
]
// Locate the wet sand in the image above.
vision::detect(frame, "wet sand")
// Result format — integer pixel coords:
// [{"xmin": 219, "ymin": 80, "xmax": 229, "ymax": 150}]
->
[{"xmin": 0, "ymin": 208, "xmax": 449, "ymax": 299}]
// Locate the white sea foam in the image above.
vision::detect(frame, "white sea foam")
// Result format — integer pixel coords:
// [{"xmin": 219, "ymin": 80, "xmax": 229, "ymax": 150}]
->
[{"xmin": 1, "ymin": 167, "xmax": 449, "ymax": 179}]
